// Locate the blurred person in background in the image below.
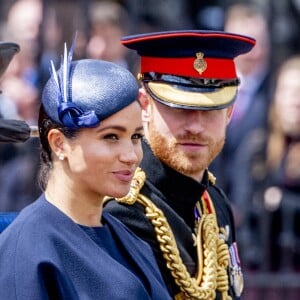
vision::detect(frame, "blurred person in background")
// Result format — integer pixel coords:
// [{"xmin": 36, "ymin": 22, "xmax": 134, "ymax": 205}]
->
[
  {"xmin": 0, "ymin": 0, "xmax": 43, "ymax": 134},
  {"xmin": 0, "ymin": 40, "xmax": 20, "ymax": 121},
  {"xmin": 86, "ymin": 1, "xmax": 130, "ymax": 69},
  {"xmin": 0, "ymin": 0, "xmax": 42, "ymax": 122},
  {"xmin": 0, "ymin": 0, "xmax": 43, "ymax": 211},
  {"xmin": 124, "ymin": 0, "xmax": 194, "ymax": 33},
  {"xmin": 0, "ymin": 41, "xmax": 20, "ymax": 119},
  {"xmin": 39, "ymin": 0, "xmax": 89, "ymax": 86},
  {"xmin": 252, "ymin": 55, "xmax": 300, "ymax": 271},
  {"xmin": 227, "ymin": 55, "xmax": 300, "ymax": 300},
  {"xmin": 1, "ymin": 0, "xmax": 43, "ymax": 92},
  {"xmin": 257, "ymin": 55, "xmax": 300, "ymax": 271},
  {"xmin": 209, "ymin": 2, "xmax": 274, "ymax": 269}
]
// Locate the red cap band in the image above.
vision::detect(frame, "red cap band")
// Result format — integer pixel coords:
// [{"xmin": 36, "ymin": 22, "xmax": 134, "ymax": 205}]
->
[{"xmin": 141, "ymin": 56, "xmax": 237, "ymax": 79}]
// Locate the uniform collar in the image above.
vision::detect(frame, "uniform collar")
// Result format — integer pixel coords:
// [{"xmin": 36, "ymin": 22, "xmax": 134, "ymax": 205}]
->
[{"xmin": 141, "ymin": 141, "xmax": 209, "ymax": 229}]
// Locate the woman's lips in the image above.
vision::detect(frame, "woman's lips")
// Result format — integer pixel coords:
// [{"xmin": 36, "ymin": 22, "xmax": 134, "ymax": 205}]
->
[{"xmin": 113, "ymin": 170, "xmax": 134, "ymax": 182}]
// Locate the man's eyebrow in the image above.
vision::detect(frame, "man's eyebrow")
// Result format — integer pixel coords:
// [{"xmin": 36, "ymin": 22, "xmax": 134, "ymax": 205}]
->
[{"xmin": 135, "ymin": 126, "xmax": 144, "ymax": 132}]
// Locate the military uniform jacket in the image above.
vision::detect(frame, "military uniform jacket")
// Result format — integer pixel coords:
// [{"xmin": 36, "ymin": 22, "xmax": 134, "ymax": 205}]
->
[
  {"xmin": 104, "ymin": 141, "xmax": 240, "ymax": 299},
  {"xmin": 0, "ymin": 194, "xmax": 171, "ymax": 300}
]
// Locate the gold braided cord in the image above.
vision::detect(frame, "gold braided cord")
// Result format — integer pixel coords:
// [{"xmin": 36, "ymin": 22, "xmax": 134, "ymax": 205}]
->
[
  {"xmin": 139, "ymin": 193, "xmax": 217, "ymax": 299},
  {"xmin": 115, "ymin": 168, "xmax": 231, "ymax": 300},
  {"xmin": 200, "ymin": 193, "xmax": 232, "ymax": 300},
  {"xmin": 216, "ymin": 236, "xmax": 231, "ymax": 299}
]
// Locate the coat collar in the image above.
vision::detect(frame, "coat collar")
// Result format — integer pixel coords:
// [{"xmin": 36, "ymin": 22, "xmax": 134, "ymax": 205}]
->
[{"xmin": 140, "ymin": 141, "xmax": 209, "ymax": 229}]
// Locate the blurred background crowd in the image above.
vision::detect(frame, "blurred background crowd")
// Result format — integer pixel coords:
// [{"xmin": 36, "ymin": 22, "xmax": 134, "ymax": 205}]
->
[{"xmin": 1, "ymin": 0, "xmax": 300, "ymax": 299}]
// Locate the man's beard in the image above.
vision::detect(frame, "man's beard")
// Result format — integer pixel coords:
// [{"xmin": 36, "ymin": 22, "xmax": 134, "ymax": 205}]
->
[{"xmin": 147, "ymin": 120, "xmax": 225, "ymax": 178}]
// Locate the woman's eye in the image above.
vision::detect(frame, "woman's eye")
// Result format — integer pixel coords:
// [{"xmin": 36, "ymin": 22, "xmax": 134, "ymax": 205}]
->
[
  {"xmin": 132, "ymin": 133, "xmax": 144, "ymax": 140},
  {"xmin": 103, "ymin": 134, "xmax": 118, "ymax": 140}
]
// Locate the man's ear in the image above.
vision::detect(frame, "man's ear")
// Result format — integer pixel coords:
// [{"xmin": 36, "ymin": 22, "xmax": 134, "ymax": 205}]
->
[
  {"xmin": 138, "ymin": 87, "xmax": 151, "ymax": 122},
  {"xmin": 47, "ymin": 129, "xmax": 65, "ymax": 160},
  {"xmin": 226, "ymin": 104, "xmax": 234, "ymax": 125},
  {"xmin": 138, "ymin": 87, "xmax": 149, "ymax": 108}
]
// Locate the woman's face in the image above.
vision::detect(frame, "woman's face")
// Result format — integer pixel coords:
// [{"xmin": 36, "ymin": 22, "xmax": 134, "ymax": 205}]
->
[{"xmin": 61, "ymin": 101, "xmax": 143, "ymax": 199}]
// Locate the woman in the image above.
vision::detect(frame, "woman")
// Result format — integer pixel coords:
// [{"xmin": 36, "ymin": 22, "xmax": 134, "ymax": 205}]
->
[
  {"xmin": 261, "ymin": 55, "xmax": 300, "ymax": 271},
  {"xmin": 0, "ymin": 44, "xmax": 171, "ymax": 300}
]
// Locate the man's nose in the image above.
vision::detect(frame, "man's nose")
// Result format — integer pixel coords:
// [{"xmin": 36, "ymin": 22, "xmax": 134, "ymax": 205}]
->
[{"xmin": 182, "ymin": 111, "xmax": 205, "ymax": 134}]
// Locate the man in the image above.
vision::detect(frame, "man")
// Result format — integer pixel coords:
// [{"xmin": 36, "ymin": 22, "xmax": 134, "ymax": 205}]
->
[{"xmin": 104, "ymin": 30, "xmax": 255, "ymax": 299}]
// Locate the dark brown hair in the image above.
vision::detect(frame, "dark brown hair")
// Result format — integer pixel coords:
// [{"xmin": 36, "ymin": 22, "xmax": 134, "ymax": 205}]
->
[{"xmin": 37, "ymin": 105, "xmax": 80, "ymax": 191}]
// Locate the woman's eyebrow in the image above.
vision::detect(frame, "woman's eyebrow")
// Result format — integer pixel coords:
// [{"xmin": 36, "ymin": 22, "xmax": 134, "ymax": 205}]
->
[{"xmin": 96, "ymin": 125, "xmax": 144, "ymax": 133}]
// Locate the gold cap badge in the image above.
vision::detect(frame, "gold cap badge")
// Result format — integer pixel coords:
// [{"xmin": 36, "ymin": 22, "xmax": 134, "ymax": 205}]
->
[
  {"xmin": 137, "ymin": 72, "xmax": 144, "ymax": 81},
  {"xmin": 193, "ymin": 52, "xmax": 207, "ymax": 74}
]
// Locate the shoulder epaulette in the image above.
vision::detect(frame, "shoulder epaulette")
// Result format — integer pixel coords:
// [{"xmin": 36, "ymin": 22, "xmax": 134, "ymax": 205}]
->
[
  {"xmin": 208, "ymin": 170, "xmax": 216, "ymax": 185},
  {"xmin": 114, "ymin": 167, "xmax": 146, "ymax": 205}
]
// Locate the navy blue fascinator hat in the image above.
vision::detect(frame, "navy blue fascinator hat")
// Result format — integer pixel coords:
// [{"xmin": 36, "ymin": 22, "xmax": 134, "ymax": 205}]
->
[{"xmin": 42, "ymin": 42, "xmax": 139, "ymax": 129}]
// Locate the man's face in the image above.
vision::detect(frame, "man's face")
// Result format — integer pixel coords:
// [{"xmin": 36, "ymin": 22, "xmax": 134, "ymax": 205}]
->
[{"xmin": 142, "ymin": 92, "xmax": 233, "ymax": 181}]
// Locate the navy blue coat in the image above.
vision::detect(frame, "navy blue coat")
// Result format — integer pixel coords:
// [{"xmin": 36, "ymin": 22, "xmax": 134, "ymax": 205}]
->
[{"xmin": 0, "ymin": 195, "xmax": 171, "ymax": 300}]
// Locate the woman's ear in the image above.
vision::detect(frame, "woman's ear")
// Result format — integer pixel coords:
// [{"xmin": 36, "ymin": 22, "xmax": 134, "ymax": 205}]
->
[
  {"xmin": 47, "ymin": 129, "xmax": 65, "ymax": 161},
  {"xmin": 138, "ymin": 87, "xmax": 151, "ymax": 122}
]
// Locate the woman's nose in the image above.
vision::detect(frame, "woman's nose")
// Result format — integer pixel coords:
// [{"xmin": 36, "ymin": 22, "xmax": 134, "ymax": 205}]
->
[{"xmin": 119, "ymin": 144, "xmax": 140, "ymax": 164}]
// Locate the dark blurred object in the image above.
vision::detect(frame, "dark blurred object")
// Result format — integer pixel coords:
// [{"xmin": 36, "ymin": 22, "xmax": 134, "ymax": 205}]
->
[
  {"xmin": 0, "ymin": 42, "xmax": 20, "ymax": 80},
  {"xmin": 0, "ymin": 119, "xmax": 38, "ymax": 143},
  {"xmin": 0, "ymin": 212, "xmax": 18, "ymax": 233}
]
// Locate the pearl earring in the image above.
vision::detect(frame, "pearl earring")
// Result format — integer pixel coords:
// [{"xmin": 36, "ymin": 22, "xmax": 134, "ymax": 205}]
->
[{"xmin": 58, "ymin": 154, "xmax": 64, "ymax": 161}]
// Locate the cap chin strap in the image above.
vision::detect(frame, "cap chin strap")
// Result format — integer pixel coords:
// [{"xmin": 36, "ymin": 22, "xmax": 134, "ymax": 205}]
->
[{"xmin": 112, "ymin": 167, "xmax": 232, "ymax": 300}]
